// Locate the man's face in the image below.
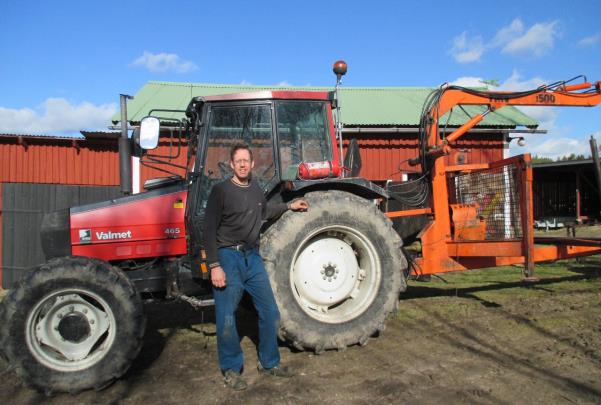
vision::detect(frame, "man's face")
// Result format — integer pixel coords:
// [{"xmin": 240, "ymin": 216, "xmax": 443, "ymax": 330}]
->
[{"xmin": 230, "ymin": 149, "xmax": 254, "ymax": 181}]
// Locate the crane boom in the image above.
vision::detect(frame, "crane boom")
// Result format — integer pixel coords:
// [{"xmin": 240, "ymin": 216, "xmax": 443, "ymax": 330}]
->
[{"xmin": 408, "ymin": 77, "xmax": 601, "ymax": 279}]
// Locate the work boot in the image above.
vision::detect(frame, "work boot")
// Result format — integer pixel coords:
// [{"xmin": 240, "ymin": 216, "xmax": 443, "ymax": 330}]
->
[
  {"xmin": 223, "ymin": 370, "xmax": 247, "ymax": 391},
  {"xmin": 257, "ymin": 364, "xmax": 294, "ymax": 378}
]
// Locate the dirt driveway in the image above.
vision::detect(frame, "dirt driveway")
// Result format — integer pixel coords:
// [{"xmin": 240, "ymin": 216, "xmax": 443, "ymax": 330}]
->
[{"xmin": 1, "ymin": 259, "xmax": 601, "ymax": 404}]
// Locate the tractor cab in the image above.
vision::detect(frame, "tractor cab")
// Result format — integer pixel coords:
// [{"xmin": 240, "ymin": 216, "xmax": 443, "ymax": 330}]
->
[{"xmin": 138, "ymin": 90, "xmax": 343, "ymax": 257}]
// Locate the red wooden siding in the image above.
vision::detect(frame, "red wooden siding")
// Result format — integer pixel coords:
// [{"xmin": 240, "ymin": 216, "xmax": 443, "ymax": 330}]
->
[
  {"xmin": 139, "ymin": 138, "xmax": 189, "ymax": 190},
  {"xmin": 0, "ymin": 132, "xmax": 505, "ymax": 189},
  {"xmin": 0, "ymin": 138, "xmax": 119, "ymax": 186},
  {"xmin": 343, "ymin": 132, "xmax": 505, "ymax": 182}
]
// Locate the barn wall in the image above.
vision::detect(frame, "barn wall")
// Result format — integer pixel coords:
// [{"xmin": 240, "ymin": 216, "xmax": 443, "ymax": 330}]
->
[
  {"xmin": 0, "ymin": 137, "xmax": 119, "ymax": 185},
  {"xmin": 344, "ymin": 132, "xmax": 505, "ymax": 182}
]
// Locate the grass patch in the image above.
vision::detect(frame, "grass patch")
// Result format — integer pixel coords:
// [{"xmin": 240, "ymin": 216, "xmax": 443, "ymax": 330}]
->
[{"xmin": 398, "ymin": 256, "xmax": 601, "ymax": 322}]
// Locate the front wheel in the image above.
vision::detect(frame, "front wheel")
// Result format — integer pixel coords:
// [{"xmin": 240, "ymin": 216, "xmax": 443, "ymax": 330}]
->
[
  {"xmin": 0, "ymin": 256, "xmax": 146, "ymax": 394},
  {"xmin": 261, "ymin": 190, "xmax": 407, "ymax": 351}
]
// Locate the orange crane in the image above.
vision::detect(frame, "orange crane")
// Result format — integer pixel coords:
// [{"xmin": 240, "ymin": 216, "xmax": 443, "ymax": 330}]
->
[{"xmin": 386, "ymin": 78, "xmax": 601, "ymax": 280}]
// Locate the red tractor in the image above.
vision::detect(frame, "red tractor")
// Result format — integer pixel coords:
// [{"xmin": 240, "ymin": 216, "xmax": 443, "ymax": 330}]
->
[{"xmin": 2, "ymin": 63, "xmax": 601, "ymax": 394}]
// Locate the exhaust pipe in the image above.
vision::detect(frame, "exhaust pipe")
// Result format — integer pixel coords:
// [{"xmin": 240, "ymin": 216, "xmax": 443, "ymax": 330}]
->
[{"xmin": 119, "ymin": 94, "xmax": 133, "ymax": 195}]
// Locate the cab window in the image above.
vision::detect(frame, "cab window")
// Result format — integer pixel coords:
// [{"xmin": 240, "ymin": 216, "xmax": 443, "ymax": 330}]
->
[{"xmin": 276, "ymin": 101, "xmax": 332, "ymax": 180}]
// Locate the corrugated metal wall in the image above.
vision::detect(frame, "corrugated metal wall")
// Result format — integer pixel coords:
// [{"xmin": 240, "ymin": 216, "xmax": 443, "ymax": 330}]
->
[
  {"xmin": 344, "ymin": 132, "xmax": 505, "ymax": 182},
  {"xmin": 1, "ymin": 183, "xmax": 121, "ymax": 288},
  {"xmin": 136, "ymin": 131, "xmax": 506, "ymax": 187},
  {"xmin": 0, "ymin": 138, "xmax": 120, "ymax": 185},
  {"xmin": 0, "ymin": 136, "xmax": 121, "ymax": 287},
  {"xmin": 139, "ymin": 138, "xmax": 189, "ymax": 189}
]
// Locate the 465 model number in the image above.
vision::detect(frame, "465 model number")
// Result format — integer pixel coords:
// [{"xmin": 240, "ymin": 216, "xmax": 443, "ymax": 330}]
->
[{"xmin": 164, "ymin": 227, "xmax": 181, "ymax": 236}]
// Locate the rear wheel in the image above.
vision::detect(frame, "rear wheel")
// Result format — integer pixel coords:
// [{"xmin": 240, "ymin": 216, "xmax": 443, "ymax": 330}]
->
[
  {"xmin": 0, "ymin": 256, "xmax": 145, "ymax": 394},
  {"xmin": 261, "ymin": 190, "xmax": 407, "ymax": 351}
]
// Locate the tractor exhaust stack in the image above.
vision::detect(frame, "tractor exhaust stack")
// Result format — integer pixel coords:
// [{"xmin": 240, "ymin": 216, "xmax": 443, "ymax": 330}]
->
[{"xmin": 119, "ymin": 94, "xmax": 133, "ymax": 195}]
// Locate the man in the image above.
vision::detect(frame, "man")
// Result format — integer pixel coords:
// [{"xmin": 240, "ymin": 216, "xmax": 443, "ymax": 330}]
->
[{"xmin": 203, "ymin": 143, "xmax": 309, "ymax": 390}]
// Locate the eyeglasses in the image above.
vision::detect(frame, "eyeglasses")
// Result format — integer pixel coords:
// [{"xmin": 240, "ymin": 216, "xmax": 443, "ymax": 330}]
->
[{"xmin": 233, "ymin": 159, "xmax": 251, "ymax": 165}]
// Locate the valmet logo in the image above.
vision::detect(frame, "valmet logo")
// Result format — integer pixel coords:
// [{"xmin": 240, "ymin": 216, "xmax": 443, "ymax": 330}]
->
[
  {"xmin": 96, "ymin": 231, "xmax": 133, "ymax": 240},
  {"xmin": 79, "ymin": 229, "xmax": 133, "ymax": 243}
]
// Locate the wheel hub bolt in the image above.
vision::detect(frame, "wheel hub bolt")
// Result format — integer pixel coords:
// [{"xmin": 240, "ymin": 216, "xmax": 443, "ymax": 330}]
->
[
  {"xmin": 83, "ymin": 308, "xmax": 88, "ymax": 314},
  {"xmin": 90, "ymin": 319, "xmax": 95, "ymax": 325},
  {"xmin": 69, "ymin": 306, "xmax": 74, "ymax": 312}
]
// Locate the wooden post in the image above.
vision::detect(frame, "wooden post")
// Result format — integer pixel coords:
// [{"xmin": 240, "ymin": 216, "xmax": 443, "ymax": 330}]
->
[{"xmin": 520, "ymin": 155, "xmax": 536, "ymax": 280}]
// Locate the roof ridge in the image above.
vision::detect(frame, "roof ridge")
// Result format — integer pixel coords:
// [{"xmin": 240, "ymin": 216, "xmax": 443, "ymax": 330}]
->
[{"xmin": 146, "ymin": 81, "xmax": 440, "ymax": 90}]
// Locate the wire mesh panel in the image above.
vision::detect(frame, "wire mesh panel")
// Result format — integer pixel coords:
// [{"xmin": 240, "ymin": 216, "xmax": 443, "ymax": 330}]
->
[{"xmin": 447, "ymin": 163, "xmax": 523, "ymax": 240}]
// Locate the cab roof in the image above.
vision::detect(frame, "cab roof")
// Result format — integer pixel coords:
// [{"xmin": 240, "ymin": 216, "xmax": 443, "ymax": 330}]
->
[{"xmin": 198, "ymin": 90, "xmax": 331, "ymax": 102}]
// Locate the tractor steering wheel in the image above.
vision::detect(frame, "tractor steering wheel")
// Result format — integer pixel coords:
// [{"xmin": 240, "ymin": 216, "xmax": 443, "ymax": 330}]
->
[{"xmin": 218, "ymin": 161, "xmax": 232, "ymax": 178}]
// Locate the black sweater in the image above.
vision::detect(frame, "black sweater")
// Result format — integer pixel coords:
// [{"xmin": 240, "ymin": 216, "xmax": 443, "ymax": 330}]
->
[{"xmin": 203, "ymin": 179, "xmax": 288, "ymax": 267}]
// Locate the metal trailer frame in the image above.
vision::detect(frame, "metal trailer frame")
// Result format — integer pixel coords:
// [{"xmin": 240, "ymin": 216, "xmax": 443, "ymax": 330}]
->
[{"xmin": 385, "ymin": 81, "xmax": 601, "ymax": 278}]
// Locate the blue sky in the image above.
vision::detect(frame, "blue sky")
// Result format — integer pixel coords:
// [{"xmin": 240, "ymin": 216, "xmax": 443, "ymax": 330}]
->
[{"xmin": 1, "ymin": 0, "xmax": 600, "ymax": 158}]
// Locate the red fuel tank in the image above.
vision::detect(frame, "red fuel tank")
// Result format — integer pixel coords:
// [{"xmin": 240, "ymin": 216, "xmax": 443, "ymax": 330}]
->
[{"xmin": 297, "ymin": 160, "xmax": 342, "ymax": 180}]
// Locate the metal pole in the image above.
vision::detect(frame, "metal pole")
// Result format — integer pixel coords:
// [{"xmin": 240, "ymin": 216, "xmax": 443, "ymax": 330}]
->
[
  {"xmin": 589, "ymin": 135, "xmax": 601, "ymax": 215},
  {"xmin": 575, "ymin": 169, "xmax": 581, "ymax": 222},
  {"xmin": 332, "ymin": 60, "xmax": 347, "ymax": 176},
  {"xmin": 119, "ymin": 94, "xmax": 133, "ymax": 195},
  {"xmin": 335, "ymin": 79, "xmax": 344, "ymax": 172}
]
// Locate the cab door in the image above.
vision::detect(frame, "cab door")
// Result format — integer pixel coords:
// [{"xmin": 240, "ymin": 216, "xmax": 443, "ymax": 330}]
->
[{"xmin": 185, "ymin": 102, "xmax": 278, "ymax": 255}]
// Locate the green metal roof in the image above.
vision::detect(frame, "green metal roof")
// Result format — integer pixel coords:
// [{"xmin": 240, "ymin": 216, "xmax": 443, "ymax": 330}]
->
[{"xmin": 115, "ymin": 81, "xmax": 538, "ymax": 128}]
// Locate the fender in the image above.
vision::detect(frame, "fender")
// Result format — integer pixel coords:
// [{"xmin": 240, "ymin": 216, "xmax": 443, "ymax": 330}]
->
[{"xmin": 284, "ymin": 177, "xmax": 389, "ymax": 200}]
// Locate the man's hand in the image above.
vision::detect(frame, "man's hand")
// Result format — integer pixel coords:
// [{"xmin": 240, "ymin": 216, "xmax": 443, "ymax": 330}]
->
[
  {"xmin": 211, "ymin": 266, "xmax": 226, "ymax": 288},
  {"xmin": 289, "ymin": 199, "xmax": 309, "ymax": 212}
]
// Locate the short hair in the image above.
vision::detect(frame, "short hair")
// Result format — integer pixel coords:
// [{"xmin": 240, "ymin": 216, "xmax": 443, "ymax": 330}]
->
[{"xmin": 230, "ymin": 143, "xmax": 253, "ymax": 162}]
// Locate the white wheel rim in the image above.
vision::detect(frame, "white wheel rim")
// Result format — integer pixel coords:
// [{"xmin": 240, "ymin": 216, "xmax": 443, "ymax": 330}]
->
[
  {"xmin": 25, "ymin": 288, "xmax": 116, "ymax": 372},
  {"xmin": 290, "ymin": 225, "xmax": 381, "ymax": 324}
]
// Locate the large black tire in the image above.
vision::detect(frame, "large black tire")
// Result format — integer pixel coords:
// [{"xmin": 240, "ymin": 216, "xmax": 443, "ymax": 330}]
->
[
  {"xmin": 261, "ymin": 190, "xmax": 407, "ymax": 352},
  {"xmin": 0, "ymin": 256, "xmax": 146, "ymax": 394}
]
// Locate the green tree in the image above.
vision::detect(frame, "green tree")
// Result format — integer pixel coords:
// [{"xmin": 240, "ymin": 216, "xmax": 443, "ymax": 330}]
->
[{"xmin": 532, "ymin": 155, "xmax": 553, "ymax": 163}]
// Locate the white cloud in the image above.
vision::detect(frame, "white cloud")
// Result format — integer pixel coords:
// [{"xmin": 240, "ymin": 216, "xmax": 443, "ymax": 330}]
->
[
  {"xmin": 578, "ymin": 33, "xmax": 600, "ymax": 47},
  {"xmin": 514, "ymin": 136, "xmax": 591, "ymax": 159},
  {"xmin": 500, "ymin": 20, "xmax": 559, "ymax": 57},
  {"xmin": 276, "ymin": 81, "xmax": 292, "ymax": 87},
  {"xmin": 507, "ymin": 103, "xmax": 582, "ymax": 159},
  {"xmin": 132, "ymin": 51, "xmax": 198, "ymax": 73},
  {"xmin": 498, "ymin": 69, "xmax": 546, "ymax": 91},
  {"xmin": 449, "ymin": 31, "xmax": 485, "ymax": 63},
  {"xmin": 450, "ymin": 76, "xmax": 486, "ymax": 87},
  {"xmin": 449, "ymin": 19, "xmax": 559, "ymax": 63},
  {"xmin": 0, "ymin": 98, "xmax": 117, "ymax": 134},
  {"xmin": 239, "ymin": 80, "xmax": 253, "ymax": 86},
  {"xmin": 490, "ymin": 18, "xmax": 524, "ymax": 48}
]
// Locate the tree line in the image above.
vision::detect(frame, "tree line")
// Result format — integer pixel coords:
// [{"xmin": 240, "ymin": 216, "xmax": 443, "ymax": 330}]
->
[{"xmin": 532, "ymin": 153, "xmax": 589, "ymax": 164}]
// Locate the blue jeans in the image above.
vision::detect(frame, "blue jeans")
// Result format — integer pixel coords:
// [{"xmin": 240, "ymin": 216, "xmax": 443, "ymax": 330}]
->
[{"xmin": 214, "ymin": 247, "xmax": 281, "ymax": 373}]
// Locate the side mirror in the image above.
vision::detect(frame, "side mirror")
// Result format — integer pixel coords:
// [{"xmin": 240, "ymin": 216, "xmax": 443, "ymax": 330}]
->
[{"xmin": 138, "ymin": 116, "xmax": 160, "ymax": 150}]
